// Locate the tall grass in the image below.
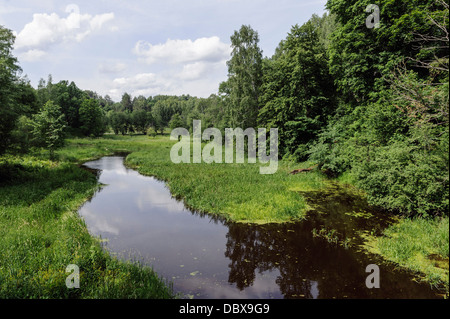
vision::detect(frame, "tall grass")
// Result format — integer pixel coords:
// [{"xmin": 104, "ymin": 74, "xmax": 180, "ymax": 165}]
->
[
  {"xmin": 365, "ymin": 216, "xmax": 449, "ymax": 293},
  {"xmin": 0, "ymin": 154, "xmax": 173, "ymax": 298}
]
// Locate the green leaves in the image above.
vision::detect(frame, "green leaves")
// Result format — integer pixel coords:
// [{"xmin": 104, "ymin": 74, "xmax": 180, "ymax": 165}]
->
[
  {"xmin": 31, "ymin": 101, "xmax": 67, "ymax": 159},
  {"xmin": 258, "ymin": 14, "xmax": 337, "ymax": 160},
  {"xmin": 79, "ymin": 98, "xmax": 106, "ymax": 137},
  {"xmin": 222, "ymin": 25, "xmax": 263, "ymax": 129},
  {"xmin": 0, "ymin": 26, "xmax": 22, "ymax": 154}
]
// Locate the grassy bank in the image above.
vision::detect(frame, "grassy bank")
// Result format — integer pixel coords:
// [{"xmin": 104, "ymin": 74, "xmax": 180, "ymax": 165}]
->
[
  {"xmin": 0, "ymin": 153, "xmax": 173, "ymax": 298},
  {"xmin": 337, "ymin": 172, "xmax": 449, "ymax": 294},
  {"xmin": 363, "ymin": 216, "xmax": 449, "ymax": 294}
]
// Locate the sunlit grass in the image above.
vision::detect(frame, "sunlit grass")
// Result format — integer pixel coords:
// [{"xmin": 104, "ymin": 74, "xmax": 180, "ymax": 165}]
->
[
  {"xmin": 0, "ymin": 153, "xmax": 173, "ymax": 298},
  {"xmin": 364, "ymin": 216, "xmax": 449, "ymax": 294}
]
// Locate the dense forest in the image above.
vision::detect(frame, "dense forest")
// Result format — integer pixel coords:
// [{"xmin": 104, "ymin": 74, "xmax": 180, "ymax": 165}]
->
[{"xmin": 1, "ymin": 0, "xmax": 448, "ymax": 218}]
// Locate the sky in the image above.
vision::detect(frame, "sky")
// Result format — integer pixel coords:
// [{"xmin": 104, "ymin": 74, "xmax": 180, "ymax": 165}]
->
[{"xmin": 1, "ymin": 0, "xmax": 327, "ymax": 102}]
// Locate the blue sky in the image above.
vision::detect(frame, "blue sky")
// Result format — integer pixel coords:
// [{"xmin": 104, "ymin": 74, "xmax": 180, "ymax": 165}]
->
[{"xmin": 1, "ymin": 0, "xmax": 327, "ymax": 101}]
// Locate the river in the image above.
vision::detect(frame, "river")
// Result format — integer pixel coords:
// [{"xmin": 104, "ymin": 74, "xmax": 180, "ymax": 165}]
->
[{"xmin": 78, "ymin": 156, "xmax": 440, "ymax": 299}]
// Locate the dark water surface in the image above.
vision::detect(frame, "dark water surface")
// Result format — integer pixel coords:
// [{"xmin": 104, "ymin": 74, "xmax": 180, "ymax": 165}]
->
[{"xmin": 78, "ymin": 156, "xmax": 441, "ymax": 299}]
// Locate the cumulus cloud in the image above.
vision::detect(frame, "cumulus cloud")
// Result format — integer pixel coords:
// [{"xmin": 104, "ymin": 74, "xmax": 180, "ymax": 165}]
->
[
  {"xmin": 133, "ymin": 36, "xmax": 230, "ymax": 65},
  {"xmin": 112, "ymin": 36, "xmax": 230, "ymax": 97},
  {"xmin": 109, "ymin": 73, "xmax": 172, "ymax": 99},
  {"xmin": 14, "ymin": 10, "xmax": 115, "ymax": 59},
  {"xmin": 99, "ymin": 62, "xmax": 127, "ymax": 74},
  {"xmin": 19, "ymin": 49, "xmax": 47, "ymax": 62},
  {"xmin": 177, "ymin": 62, "xmax": 209, "ymax": 81}
]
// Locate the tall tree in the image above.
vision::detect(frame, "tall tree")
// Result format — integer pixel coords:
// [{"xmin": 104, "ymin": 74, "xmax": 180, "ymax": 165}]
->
[
  {"xmin": 121, "ymin": 92, "xmax": 133, "ymax": 112},
  {"xmin": 326, "ymin": 0, "xmax": 444, "ymax": 105},
  {"xmin": 132, "ymin": 110, "xmax": 152, "ymax": 134},
  {"xmin": 79, "ymin": 98, "xmax": 106, "ymax": 137},
  {"xmin": 258, "ymin": 14, "xmax": 337, "ymax": 159},
  {"xmin": 221, "ymin": 25, "xmax": 263, "ymax": 128},
  {"xmin": 0, "ymin": 26, "xmax": 21, "ymax": 154},
  {"xmin": 31, "ymin": 101, "xmax": 67, "ymax": 159}
]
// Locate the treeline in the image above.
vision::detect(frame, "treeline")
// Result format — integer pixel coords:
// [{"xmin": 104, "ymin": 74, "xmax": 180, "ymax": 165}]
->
[{"xmin": 1, "ymin": 0, "xmax": 448, "ymax": 217}]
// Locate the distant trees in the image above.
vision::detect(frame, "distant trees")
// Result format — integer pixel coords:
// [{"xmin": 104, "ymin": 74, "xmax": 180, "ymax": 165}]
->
[
  {"xmin": 121, "ymin": 93, "xmax": 133, "ymax": 113},
  {"xmin": 132, "ymin": 110, "xmax": 153, "ymax": 134}
]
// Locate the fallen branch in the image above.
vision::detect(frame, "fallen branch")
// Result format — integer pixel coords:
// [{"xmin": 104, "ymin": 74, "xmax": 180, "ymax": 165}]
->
[{"xmin": 289, "ymin": 165, "xmax": 317, "ymax": 175}]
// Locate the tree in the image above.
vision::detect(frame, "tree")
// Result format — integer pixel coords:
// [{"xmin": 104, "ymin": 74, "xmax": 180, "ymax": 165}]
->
[
  {"xmin": 31, "ymin": 101, "xmax": 67, "ymax": 159},
  {"xmin": 0, "ymin": 26, "xmax": 21, "ymax": 154},
  {"xmin": 169, "ymin": 113, "xmax": 184, "ymax": 130},
  {"xmin": 79, "ymin": 98, "xmax": 106, "ymax": 137},
  {"xmin": 121, "ymin": 93, "xmax": 133, "ymax": 112},
  {"xmin": 132, "ymin": 110, "xmax": 152, "ymax": 134},
  {"xmin": 36, "ymin": 79, "xmax": 86, "ymax": 128},
  {"xmin": 258, "ymin": 14, "xmax": 337, "ymax": 159},
  {"xmin": 152, "ymin": 100, "xmax": 173, "ymax": 134},
  {"xmin": 308, "ymin": 0, "xmax": 449, "ymax": 216},
  {"xmin": 108, "ymin": 112, "xmax": 129, "ymax": 135},
  {"xmin": 221, "ymin": 25, "xmax": 263, "ymax": 128},
  {"xmin": 132, "ymin": 95, "xmax": 150, "ymax": 112},
  {"xmin": 326, "ymin": 0, "xmax": 443, "ymax": 105}
]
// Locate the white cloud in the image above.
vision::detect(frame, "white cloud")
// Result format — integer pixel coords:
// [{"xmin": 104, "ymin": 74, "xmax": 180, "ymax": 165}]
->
[
  {"xmin": 19, "ymin": 49, "xmax": 47, "ymax": 62},
  {"xmin": 108, "ymin": 36, "xmax": 230, "ymax": 99},
  {"xmin": 113, "ymin": 73, "xmax": 158, "ymax": 89},
  {"xmin": 99, "ymin": 62, "xmax": 127, "ymax": 74},
  {"xmin": 14, "ymin": 10, "xmax": 115, "ymax": 60},
  {"xmin": 177, "ymin": 62, "xmax": 209, "ymax": 81},
  {"xmin": 133, "ymin": 36, "xmax": 230, "ymax": 65},
  {"xmin": 109, "ymin": 73, "xmax": 172, "ymax": 100}
]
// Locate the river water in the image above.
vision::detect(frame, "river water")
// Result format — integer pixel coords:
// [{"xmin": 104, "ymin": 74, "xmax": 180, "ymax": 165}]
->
[{"xmin": 78, "ymin": 156, "xmax": 441, "ymax": 299}]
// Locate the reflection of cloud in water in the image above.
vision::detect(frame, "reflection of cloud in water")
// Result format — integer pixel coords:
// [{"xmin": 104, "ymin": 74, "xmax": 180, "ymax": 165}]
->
[
  {"xmin": 136, "ymin": 184, "xmax": 186, "ymax": 214},
  {"xmin": 176, "ymin": 271, "xmax": 284, "ymax": 299},
  {"xmin": 79, "ymin": 206, "xmax": 120, "ymax": 236}
]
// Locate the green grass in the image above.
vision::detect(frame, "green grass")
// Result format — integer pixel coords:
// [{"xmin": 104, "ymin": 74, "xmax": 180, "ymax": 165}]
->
[
  {"xmin": 364, "ymin": 216, "xmax": 449, "ymax": 294},
  {"xmin": 0, "ymin": 153, "xmax": 173, "ymax": 298}
]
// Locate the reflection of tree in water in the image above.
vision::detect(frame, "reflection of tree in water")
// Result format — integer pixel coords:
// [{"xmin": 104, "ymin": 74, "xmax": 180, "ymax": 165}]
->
[
  {"xmin": 225, "ymin": 222, "xmax": 322, "ymax": 298},
  {"xmin": 223, "ymin": 216, "xmax": 439, "ymax": 299}
]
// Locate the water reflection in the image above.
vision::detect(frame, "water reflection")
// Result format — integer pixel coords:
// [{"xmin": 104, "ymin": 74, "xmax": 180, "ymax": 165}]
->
[{"xmin": 78, "ymin": 156, "xmax": 441, "ymax": 299}]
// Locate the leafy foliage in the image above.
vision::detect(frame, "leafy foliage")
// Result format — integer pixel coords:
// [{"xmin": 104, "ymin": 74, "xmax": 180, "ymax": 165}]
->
[
  {"xmin": 0, "ymin": 26, "xmax": 22, "ymax": 154},
  {"xmin": 79, "ymin": 98, "xmax": 107, "ymax": 137},
  {"xmin": 31, "ymin": 101, "xmax": 67, "ymax": 159}
]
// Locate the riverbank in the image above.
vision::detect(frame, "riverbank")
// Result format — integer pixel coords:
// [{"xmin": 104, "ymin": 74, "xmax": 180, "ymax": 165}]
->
[
  {"xmin": 363, "ymin": 216, "xmax": 449, "ymax": 295},
  {"xmin": 1, "ymin": 134, "xmax": 448, "ymax": 297},
  {"xmin": 0, "ymin": 152, "xmax": 173, "ymax": 298}
]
